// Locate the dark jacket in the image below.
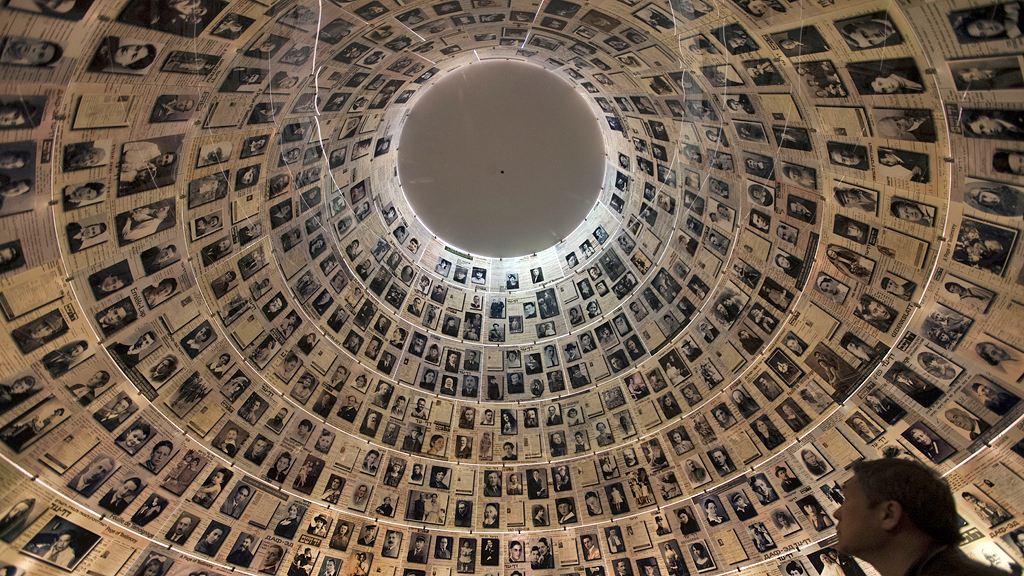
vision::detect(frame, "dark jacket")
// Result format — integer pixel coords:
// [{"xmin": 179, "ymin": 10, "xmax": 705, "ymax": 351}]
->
[{"xmin": 906, "ymin": 545, "xmax": 1012, "ymax": 576}]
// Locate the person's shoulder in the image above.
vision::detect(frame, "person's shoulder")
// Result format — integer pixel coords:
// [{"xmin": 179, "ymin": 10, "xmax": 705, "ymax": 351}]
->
[{"xmin": 920, "ymin": 547, "xmax": 1009, "ymax": 576}]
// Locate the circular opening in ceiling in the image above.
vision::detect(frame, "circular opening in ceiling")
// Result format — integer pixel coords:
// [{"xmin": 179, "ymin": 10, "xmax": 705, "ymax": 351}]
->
[{"xmin": 397, "ymin": 60, "xmax": 606, "ymax": 258}]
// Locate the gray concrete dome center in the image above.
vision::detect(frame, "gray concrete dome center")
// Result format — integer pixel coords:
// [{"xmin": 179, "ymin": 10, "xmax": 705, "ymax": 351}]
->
[{"xmin": 397, "ymin": 60, "xmax": 606, "ymax": 258}]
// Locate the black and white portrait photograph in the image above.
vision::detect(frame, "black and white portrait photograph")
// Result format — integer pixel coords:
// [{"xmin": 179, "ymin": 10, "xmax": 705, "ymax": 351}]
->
[
  {"xmin": 0, "ymin": 394, "xmax": 67, "ymax": 452},
  {"xmin": 948, "ymin": 56, "xmax": 1024, "ymax": 91},
  {"xmin": 827, "ymin": 142, "xmax": 869, "ymax": 171},
  {"xmin": 853, "ymin": 294, "xmax": 899, "ymax": 332},
  {"xmin": 10, "ymin": 309, "xmax": 68, "ymax": 354},
  {"xmin": 965, "ymin": 334, "xmax": 1024, "ymax": 381},
  {"xmin": 98, "ymin": 473, "xmax": 146, "ymax": 515},
  {"xmin": 879, "ymin": 270, "xmax": 917, "ymax": 301},
  {"xmin": 962, "ymin": 178, "xmax": 1024, "ymax": 217},
  {"xmin": 0, "ymin": 370, "xmax": 45, "ymax": 422},
  {"xmin": 833, "ymin": 11, "xmax": 903, "ymax": 51},
  {"xmin": 745, "ymin": 58, "xmax": 785, "ymax": 86},
  {"xmin": 780, "ymin": 162, "xmax": 817, "ymax": 190},
  {"xmin": 953, "ymin": 216, "xmax": 1019, "ymax": 277},
  {"xmin": 21, "ymin": 516, "xmax": 101, "ymax": 571},
  {"xmin": 65, "ymin": 214, "xmax": 110, "ymax": 253},
  {"xmin": 0, "ymin": 95, "xmax": 45, "ymax": 132},
  {"xmin": 187, "ymin": 171, "xmax": 229, "ymax": 210},
  {"xmin": 813, "ymin": 272, "xmax": 850, "ymax": 305},
  {"xmin": 180, "ymin": 320, "xmax": 217, "ymax": 359},
  {"xmin": 62, "ymin": 180, "xmax": 106, "ymax": 211},
  {"xmin": 942, "ymin": 403, "xmax": 991, "ymax": 442},
  {"xmin": 0, "ymin": 143, "xmax": 37, "ymax": 223},
  {"xmin": 84, "ymin": 258, "xmax": 130, "ymax": 301},
  {"xmin": 148, "ymin": 94, "xmax": 196, "ymax": 123},
  {"xmin": 742, "ymin": 151, "xmax": 775, "ymax": 179},
  {"xmin": 902, "ymin": 421, "xmax": 956, "ymax": 463},
  {"xmin": 208, "ymin": 11, "xmax": 254, "ymax": 39},
  {"xmin": 833, "ymin": 214, "xmax": 871, "ymax": 246},
  {"xmin": 847, "ymin": 57, "xmax": 924, "ymax": 95},
  {"xmin": 877, "ymin": 147, "xmax": 929, "ymax": 183},
  {"xmin": 631, "ymin": 2, "xmax": 673, "ymax": 31},
  {"xmin": 86, "ymin": 36, "xmax": 163, "ymax": 75},
  {"xmin": 774, "ymin": 126, "xmax": 813, "ymax": 152},
  {"xmin": 874, "ymin": 108, "xmax": 937, "ymax": 142},
  {"xmin": 0, "ymin": 496, "xmax": 45, "ymax": 543},
  {"xmin": 912, "ymin": 349, "xmax": 964, "ymax": 383},
  {"xmin": 948, "ymin": 2, "xmax": 1024, "ymax": 44},
  {"xmin": 115, "ymin": 198, "xmax": 176, "ymax": 245},
  {"xmin": 4, "ymin": 0, "xmax": 95, "ymax": 18},
  {"xmin": 786, "ymin": 194, "xmax": 817, "ymax": 223},
  {"xmin": 711, "ymin": 22, "xmax": 758, "ymax": 54},
  {"xmin": 118, "ymin": 0, "xmax": 226, "ymax": 36},
  {"xmin": 805, "ymin": 344, "xmax": 858, "ymax": 396},
  {"xmin": 62, "ymin": 139, "xmax": 110, "ymax": 173},
  {"xmin": 918, "ymin": 301, "xmax": 974, "ymax": 351},
  {"xmin": 688, "ymin": 540, "xmax": 717, "ymax": 572},
  {"xmin": 243, "ymin": 33, "xmax": 288, "ymax": 59},
  {"xmin": 889, "ymin": 196, "xmax": 936, "ymax": 227},
  {"xmin": 846, "ymin": 410, "xmax": 883, "ymax": 443},
  {"xmin": 769, "ymin": 25, "xmax": 829, "ymax": 57},
  {"xmin": 825, "ymin": 244, "xmax": 875, "ymax": 282},
  {"xmin": 961, "ymin": 485, "xmax": 1014, "ymax": 532},
  {"xmin": 884, "ymin": 362, "xmax": 944, "ymax": 408},
  {"xmin": 114, "ymin": 416, "xmax": 156, "ymax": 455},
  {"xmin": 863, "ymin": 388, "xmax": 906, "ymax": 425},
  {"xmin": 963, "ymin": 375, "xmax": 1021, "ymax": 416}
]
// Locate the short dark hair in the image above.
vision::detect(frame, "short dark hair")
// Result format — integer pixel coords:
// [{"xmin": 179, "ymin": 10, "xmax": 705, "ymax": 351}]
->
[
  {"xmin": 993, "ymin": 151, "xmax": 1014, "ymax": 174},
  {"xmin": 851, "ymin": 458, "xmax": 960, "ymax": 545},
  {"xmin": 890, "ymin": 199, "xmax": 919, "ymax": 218}
]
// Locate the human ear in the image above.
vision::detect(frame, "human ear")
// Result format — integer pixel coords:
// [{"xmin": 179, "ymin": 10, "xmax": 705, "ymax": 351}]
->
[{"xmin": 879, "ymin": 500, "xmax": 903, "ymax": 531}]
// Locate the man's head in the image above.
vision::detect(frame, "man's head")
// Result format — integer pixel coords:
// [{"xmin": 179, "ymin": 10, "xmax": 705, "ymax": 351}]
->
[
  {"xmin": 835, "ymin": 459, "xmax": 960, "ymax": 559},
  {"xmin": 251, "ymin": 437, "xmax": 271, "ymax": 456},
  {"xmin": 84, "ymin": 455, "xmax": 115, "ymax": 481},
  {"xmin": 711, "ymin": 449, "xmax": 727, "ymax": 467},
  {"xmin": 174, "ymin": 515, "xmax": 193, "ymax": 532},
  {"xmin": 264, "ymin": 545, "xmax": 282, "ymax": 565},
  {"xmin": 52, "ymin": 529, "xmax": 73, "ymax": 550},
  {"xmin": 115, "ymin": 478, "xmax": 141, "ymax": 498}
]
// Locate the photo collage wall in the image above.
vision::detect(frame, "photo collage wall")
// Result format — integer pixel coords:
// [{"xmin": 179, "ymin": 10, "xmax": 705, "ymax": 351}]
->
[{"xmin": 0, "ymin": 0, "xmax": 1024, "ymax": 574}]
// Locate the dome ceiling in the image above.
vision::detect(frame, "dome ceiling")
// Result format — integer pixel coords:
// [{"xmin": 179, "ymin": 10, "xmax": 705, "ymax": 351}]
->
[
  {"xmin": 397, "ymin": 60, "xmax": 606, "ymax": 258},
  {"xmin": 0, "ymin": 0, "xmax": 1022, "ymax": 573}
]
